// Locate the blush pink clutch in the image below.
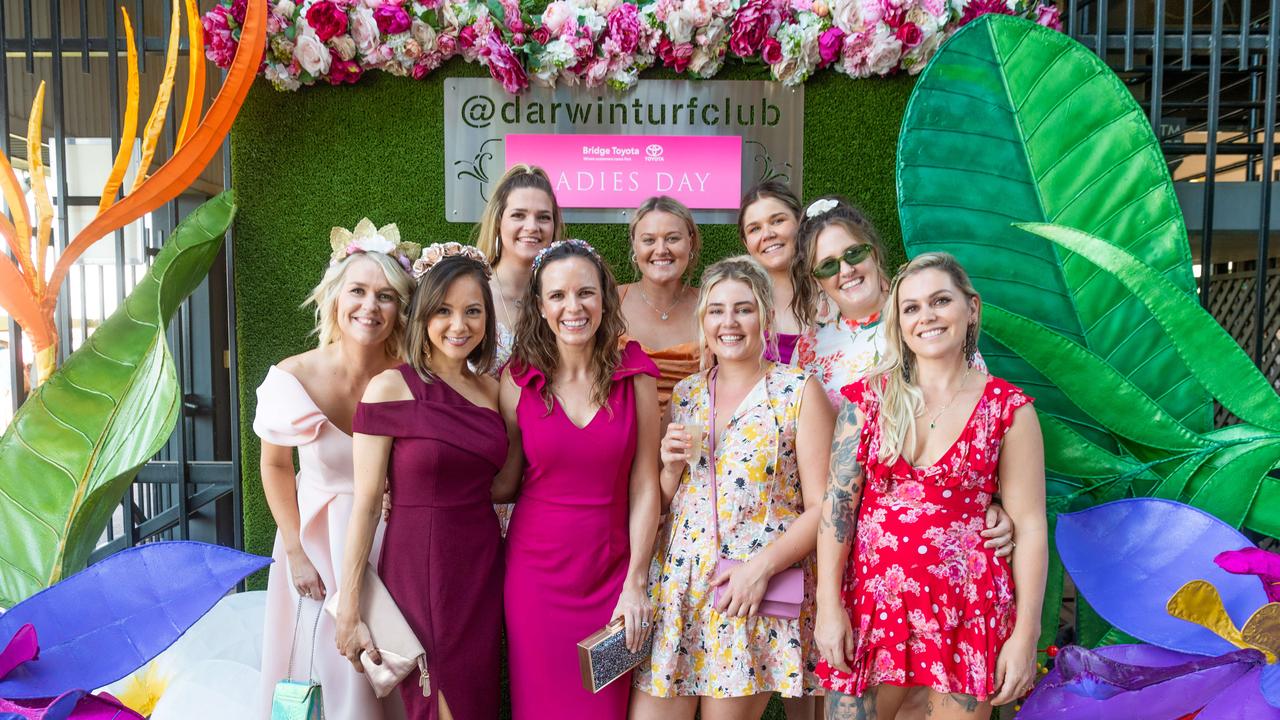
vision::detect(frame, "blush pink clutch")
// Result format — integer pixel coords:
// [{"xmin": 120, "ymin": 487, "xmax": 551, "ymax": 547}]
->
[
  {"xmin": 324, "ymin": 565, "xmax": 429, "ymax": 699},
  {"xmin": 713, "ymin": 559, "xmax": 804, "ymax": 619}
]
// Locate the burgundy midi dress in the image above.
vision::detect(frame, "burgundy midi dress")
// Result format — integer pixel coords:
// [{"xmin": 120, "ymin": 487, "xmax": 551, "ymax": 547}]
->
[{"xmin": 353, "ymin": 365, "xmax": 508, "ymax": 720}]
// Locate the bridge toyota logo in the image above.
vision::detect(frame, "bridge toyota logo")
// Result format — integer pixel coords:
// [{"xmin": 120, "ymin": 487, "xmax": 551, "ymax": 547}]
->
[{"xmin": 644, "ymin": 143, "xmax": 665, "ymax": 161}]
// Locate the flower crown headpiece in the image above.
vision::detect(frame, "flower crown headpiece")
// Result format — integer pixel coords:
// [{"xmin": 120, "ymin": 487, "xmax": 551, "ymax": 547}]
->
[
  {"xmin": 330, "ymin": 218, "xmax": 422, "ymax": 271},
  {"xmin": 805, "ymin": 198, "xmax": 840, "ymax": 219},
  {"xmin": 411, "ymin": 242, "xmax": 492, "ymax": 280},
  {"xmin": 531, "ymin": 238, "xmax": 600, "ymax": 273}
]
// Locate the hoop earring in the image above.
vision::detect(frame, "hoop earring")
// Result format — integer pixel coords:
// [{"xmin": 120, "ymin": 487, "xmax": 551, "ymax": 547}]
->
[{"xmin": 964, "ymin": 323, "xmax": 977, "ymax": 367}]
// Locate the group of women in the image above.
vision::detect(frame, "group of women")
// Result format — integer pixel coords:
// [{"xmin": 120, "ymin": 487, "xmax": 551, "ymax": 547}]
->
[{"xmin": 253, "ymin": 165, "xmax": 1048, "ymax": 720}]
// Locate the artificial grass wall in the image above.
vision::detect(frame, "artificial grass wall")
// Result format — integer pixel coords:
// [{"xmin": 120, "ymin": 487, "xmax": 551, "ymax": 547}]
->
[{"xmin": 231, "ymin": 59, "xmax": 913, "ymax": 575}]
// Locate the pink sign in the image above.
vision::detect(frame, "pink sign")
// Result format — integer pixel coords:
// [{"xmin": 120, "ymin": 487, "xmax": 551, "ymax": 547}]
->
[{"xmin": 505, "ymin": 134, "xmax": 743, "ymax": 209}]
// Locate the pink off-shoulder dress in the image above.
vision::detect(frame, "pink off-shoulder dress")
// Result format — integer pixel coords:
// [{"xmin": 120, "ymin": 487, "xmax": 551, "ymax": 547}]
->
[
  {"xmin": 253, "ymin": 366, "xmax": 400, "ymax": 720},
  {"xmin": 504, "ymin": 342, "xmax": 659, "ymax": 719}
]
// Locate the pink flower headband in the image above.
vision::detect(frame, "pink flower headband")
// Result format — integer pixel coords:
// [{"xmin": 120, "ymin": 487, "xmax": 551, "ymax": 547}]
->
[
  {"xmin": 531, "ymin": 238, "xmax": 600, "ymax": 273},
  {"xmin": 329, "ymin": 218, "xmax": 422, "ymax": 271},
  {"xmin": 411, "ymin": 242, "xmax": 492, "ymax": 280}
]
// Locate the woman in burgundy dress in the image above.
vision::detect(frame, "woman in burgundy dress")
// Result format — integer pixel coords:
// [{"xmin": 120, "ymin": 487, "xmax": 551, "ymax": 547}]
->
[
  {"xmin": 338, "ymin": 244, "xmax": 507, "ymax": 719},
  {"xmin": 494, "ymin": 239, "xmax": 662, "ymax": 719}
]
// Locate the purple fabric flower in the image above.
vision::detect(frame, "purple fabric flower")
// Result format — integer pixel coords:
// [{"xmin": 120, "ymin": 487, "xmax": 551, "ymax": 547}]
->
[
  {"xmin": 482, "ymin": 33, "xmax": 529, "ymax": 93},
  {"xmin": 606, "ymin": 3, "xmax": 642, "ymax": 56},
  {"xmin": 374, "ymin": 3, "xmax": 412, "ymax": 34},
  {"xmin": 202, "ymin": 5, "xmax": 237, "ymax": 67},
  {"xmin": 818, "ymin": 26, "xmax": 845, "ymax": 66}
]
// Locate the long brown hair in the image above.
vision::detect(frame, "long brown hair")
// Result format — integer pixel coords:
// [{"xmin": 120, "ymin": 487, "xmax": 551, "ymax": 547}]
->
[
  {"xmin": 870, "ymin": 252, "xmax": 983, "ymax": 464},
  {"xmin": 474, "ymin": 164, "xmax": 564, "ymax": 263},
  {"xmin": 737, "ymin": 180, "xmax": 819, "ymax": 329},
  {"xmin": 402, "ymin": 255, "xmax": 498, "ymax": 381},
  {"xmin": 511, "ymin": 240, "xmax": 627, "ymax": 411},
  {"xmin": 796, "ymin": 196, "xmax": 889, "ymax": 317}
]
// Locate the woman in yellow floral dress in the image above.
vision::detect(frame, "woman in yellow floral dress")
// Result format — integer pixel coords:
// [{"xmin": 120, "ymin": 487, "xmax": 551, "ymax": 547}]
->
[{"xmin": 631, "ymin": 256, "xmax": 834, "ymax": 719}]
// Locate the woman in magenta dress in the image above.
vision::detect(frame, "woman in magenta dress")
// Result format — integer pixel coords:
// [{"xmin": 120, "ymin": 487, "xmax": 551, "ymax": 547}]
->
[
  {"xmin": 814, "ymin": 253, "xmax": 1048, "ymax": 719},
  {"xmin": 338, "ymin": 244, "xmax": 507, "ymax": 719},
  {"xmin": 495, "ymin": 239, "xmax": 662, "ymax": 719}
]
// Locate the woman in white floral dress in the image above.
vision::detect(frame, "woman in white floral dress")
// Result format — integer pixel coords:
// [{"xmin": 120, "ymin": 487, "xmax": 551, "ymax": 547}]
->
[{"xmin": 631, "ymin": 257, "xmax": 834, "ymax": 720}]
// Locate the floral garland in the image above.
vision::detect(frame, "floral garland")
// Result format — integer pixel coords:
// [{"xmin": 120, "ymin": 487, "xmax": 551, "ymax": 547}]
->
[{"xmin": 204, "ymin": 0, "xmax": 1062, "ymax": 94}]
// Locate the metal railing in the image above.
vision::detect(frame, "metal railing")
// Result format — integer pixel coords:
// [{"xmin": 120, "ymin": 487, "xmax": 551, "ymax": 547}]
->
[{"xmin": 1, "ymin": 1, "xmax": 241, "ymax": 561}]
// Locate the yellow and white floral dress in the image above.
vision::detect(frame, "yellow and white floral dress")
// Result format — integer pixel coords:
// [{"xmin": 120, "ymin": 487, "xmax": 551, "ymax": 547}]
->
[{"xmin": 634, "ymin": 363, "xmax": 821, "ymax": 699}]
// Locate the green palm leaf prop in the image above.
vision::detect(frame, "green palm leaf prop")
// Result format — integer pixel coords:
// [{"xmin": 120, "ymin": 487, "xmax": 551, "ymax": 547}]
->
[
  {"xmin": 0, "ymin": 192, "xmax": 235, "ymax": 607},
  {"xmin": 897, "ymin": 14, "xmax": 1211, "ymax": 454}
]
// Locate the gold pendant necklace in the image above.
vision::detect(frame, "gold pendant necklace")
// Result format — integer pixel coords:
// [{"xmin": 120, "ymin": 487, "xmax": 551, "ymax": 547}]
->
[{"xmin": 925, "ymin": 368, "xmax": 971, "ymax": 430}]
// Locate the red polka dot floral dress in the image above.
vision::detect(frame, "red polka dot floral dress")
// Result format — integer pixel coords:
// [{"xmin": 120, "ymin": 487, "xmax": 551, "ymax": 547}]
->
[{"xmin": 816, "ymin": 375, "xmax": 1032, "ymax": 701}]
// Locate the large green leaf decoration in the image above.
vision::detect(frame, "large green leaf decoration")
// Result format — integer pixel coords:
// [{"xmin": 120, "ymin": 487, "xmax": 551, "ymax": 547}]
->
[
  {"xmin": 0, "ymin": 192, "xmax": 234, "ymax": 607},
  {"xmin": 897, "ymin": 14, "xmax": 1212, "ymax": 449}
]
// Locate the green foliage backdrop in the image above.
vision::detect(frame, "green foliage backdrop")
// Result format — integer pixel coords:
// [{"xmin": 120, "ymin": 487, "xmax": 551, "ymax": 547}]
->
[{"xmin": 231, "ymin": 60, "xmax": 914, "ymax": 573}]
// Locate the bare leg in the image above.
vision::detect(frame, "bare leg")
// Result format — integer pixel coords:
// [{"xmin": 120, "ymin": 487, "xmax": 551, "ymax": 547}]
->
[
  {"xmin": 894, "ymin": 688, "xmax": 929, "ymax": 720},
  {"xmin": 629, "ymin": 689, "xmax": 698, "ymax": 720},
  {"xmin": 922, "ymin": 691, "xmax": 991, "ymax": 720},
  {"xmin": 782, "ymin": 695, "xmax": 824, "ymax": 720},
  {"xmin": 438, "ymin": 690, "xmax": 453, "ymax": 720},
  {"xmin": 700, "ymin": 693, "xmax": 774, "ymax": 720}
]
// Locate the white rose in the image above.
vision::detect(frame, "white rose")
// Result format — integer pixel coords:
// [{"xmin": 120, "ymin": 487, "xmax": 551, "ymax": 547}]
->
[
  {"xmin": 864, "ymin": 25, "xmax": 902, "ymax": 75},
  {"xmin": 683, "ymin": 0, "xmax": 712, "ymax": 26},
  {"xmin": 411, "ymin": 18, "xmax": 437, "ymax": 52},
  {"xmin": 294, "ymin": 28, "xmax": 331, "ymax": 76},
  {"xmin": 546, "ymin": 38, "xmax": 579, "ymax": 66},
  {"xmin": 666, "ymin": 8, "xmax": 694, "ymax": 44},
  {"xmin": 275, "ymin": 0, "xmax": 296, "ymax": 18},
  {"xmin": 699, "ymin": 16, "xmax": 726, "ymax": 48},
  {"xmin": 829, "ymin": 0, "xmax": 862, "ymax": 32},
  {"xmin": 689, "ymin": 46, "xmax": 722, "ymax": 77},
  {"xmin": 582, "ymin": 10, "xmax": 606, "ymax": 35},
  {"xmin": 350, "ymin": 7, "xmax": 380, "ymax": 57},
  {"xmin": 542, "ymin": 1, "xmax": 574, "ymax": 34},
  {"xmin": 330, "ymin": 34, "xmax": 357, "ymax": 61}
]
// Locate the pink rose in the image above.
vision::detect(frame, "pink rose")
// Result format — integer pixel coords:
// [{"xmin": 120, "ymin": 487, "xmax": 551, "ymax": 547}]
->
[
  {"xmin": 458, "ymin": 24, "xmax": 478, "ymax": 50},
  {"xmin": 541, "ymin": 1, "xmax": 573, "ymax": 35},
  {"xmin": 894, "ymin": 21, "xmax": 921, "ymax": 47},
  {"xmin": 202, "ymin": 5, "xmax": 237, "ymax": 67},
  {"xmin": 350, "ymin": 6, "xmax": 381, "ymax": 55},
  {"xmin": 373, "ymin": 3, "xmax": 411, "ymax": 34},
  {"xmin": 481, "ymin": 33, "xmax": 529, "ymax": 93},
  {"xmin": 532, "ymin": 26, "xmax": 551, "ymax": 44},
  {"xmin": 306, "ymin": 1, "xmax": 348, "ymax": 41},
  {"xmin": 605, "ymin": 3, "xmax": 642, "ymax": 55},
  {"xmin": 294, "ymin": 28, "xmax": 332, "ymax": 76},
  {"xmin": 729, "ymin": 0, "xmax": 782, "ymax": 58},
  {"xmin": 1035, "ymin": 2, "xmax": 1063, "ymax": 30},
  {"xmin": 327, "ymin": 48, "xmax": 364, "ymax": 83},
  {"xmin": 437, "ymin": 32, "xmax": 458, "ymax": 56},
  {"xmin": 760, "ymin": 36, "xmax": 783, "ymax": 64},
  {"xmin": 657, "ymin": 37, "xmax": 694, "ymax": 72},
  {"xmin": 817, "ymin": 25, "xmax": 844, "ymax": 65},
  {"xmin": 584, "ymin": 57, "xmax": 610, "ymax": 85}
]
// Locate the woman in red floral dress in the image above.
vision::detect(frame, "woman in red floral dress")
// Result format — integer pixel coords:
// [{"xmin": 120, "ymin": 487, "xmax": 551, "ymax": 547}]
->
[{"xmin": 813, "ymin": 252, "xmax": 1047, "ymax": 719}]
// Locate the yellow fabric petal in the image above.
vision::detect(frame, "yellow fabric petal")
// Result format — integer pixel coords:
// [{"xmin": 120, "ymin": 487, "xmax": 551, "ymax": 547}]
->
[
  {"xmin": 98, "ymin": 7, "xmax": 140, "ymax": 215},
  {"xmin": 1241, "ymin": 602, "xmax": 1280, "ymax": 661},
  {"xmin": 27, "ymin": 82, "xmax": 51, "ymax": 296},
  {"xmin": 129, "ymin": 0, "xmax": 182, "ymax": 194},
  {"xmin": 176, "ymin": 0, "xmax": 205, "ymax": 148},
  {"xmin": 1167, "ymin": 580, "xmax": 1277, "ymax": 663}
]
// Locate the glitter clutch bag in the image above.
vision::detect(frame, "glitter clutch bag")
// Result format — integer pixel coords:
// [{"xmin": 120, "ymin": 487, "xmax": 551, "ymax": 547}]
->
[{"xmin": 576, "ymin": 617, "xmax": 653, "ymax": 693}]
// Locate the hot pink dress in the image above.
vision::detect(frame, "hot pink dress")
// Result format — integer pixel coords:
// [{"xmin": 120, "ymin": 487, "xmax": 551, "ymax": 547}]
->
[
  {"xmin": 504, "ymin": 341, "xmax": 659, "ymax": 719},
  {"xmin": 253, "ymin": 366, "xmax": 398, "ymax": 720}
]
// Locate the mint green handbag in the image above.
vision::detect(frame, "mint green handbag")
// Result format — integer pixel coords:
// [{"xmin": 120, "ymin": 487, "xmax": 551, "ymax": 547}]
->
[{"xmin": 271, "ymin": 598, "xmax": 324, "ymax": 720}]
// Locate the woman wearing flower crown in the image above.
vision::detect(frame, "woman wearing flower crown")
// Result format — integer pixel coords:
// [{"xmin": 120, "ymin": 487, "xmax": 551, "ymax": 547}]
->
[
  {"xmin": 737, "ymin": 181, "xmax": 824, "ymax": 366},
  {"xmin": 632, "ymin": 256, "xmax": 833, "ymax": 719},
  {"xmin": 618, "ymin": 196, "xmax": 702, "ymax": 417},
  {"xmin": 494, "ymin": 239, "xmax": 661, "ymax": 719},
  {"xmin": 338, "ymin": 243, "xmax": 506, "ymax": 720},
  {"xmin": 254, "ymin": 219, "xmax": 418, "ymax": 719},
  {"xmin": 813, "ymin": 253, "xmax": 1047, "ymax": 720}
]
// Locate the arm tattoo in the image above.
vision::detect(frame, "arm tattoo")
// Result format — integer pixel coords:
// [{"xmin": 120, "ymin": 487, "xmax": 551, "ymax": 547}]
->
[
  {"xmin": 826, "ymin": 688, "xmax": 877, "ymax": 720},
  {"xmin": 821, "ymin": 402, "xmax": 866, "ymax": 545}
]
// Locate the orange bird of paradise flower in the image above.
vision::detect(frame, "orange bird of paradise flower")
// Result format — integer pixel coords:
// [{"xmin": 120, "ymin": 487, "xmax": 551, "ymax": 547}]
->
[{"xmin": 0, "ymin": 0, "xmax": 264, "ymax": 385}]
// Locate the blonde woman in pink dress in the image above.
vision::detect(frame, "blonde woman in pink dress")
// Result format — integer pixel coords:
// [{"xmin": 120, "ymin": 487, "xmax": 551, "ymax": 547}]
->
[{"xmin": 253, "ymin": 221, "xmax": 417, "ymax": 719}]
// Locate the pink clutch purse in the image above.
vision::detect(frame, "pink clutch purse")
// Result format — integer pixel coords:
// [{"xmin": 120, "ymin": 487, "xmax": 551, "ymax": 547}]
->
[
  {"xmin": 707, "ymin": 368, "xmax": 805, "ymax": 621},
  {"xmin": 324, "ymin": 565, "xmax": 430, "ymax": 699},
  {"xmin": 713, "ymin": 559, "xmax": 804, "ymax": 619}
]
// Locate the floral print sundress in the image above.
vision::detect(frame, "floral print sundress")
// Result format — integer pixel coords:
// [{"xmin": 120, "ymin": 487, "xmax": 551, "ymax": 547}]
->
[
  {"xmin": 634, "ymin": 363, "xmax": 821, "ymax": 698},
  {"xmin": 796, "ymin": 312, "xmax": 885, "ymax": 408},
  {"xmin": 816, "ymin": 375, "xmax": 1032, "ymax": 701}
]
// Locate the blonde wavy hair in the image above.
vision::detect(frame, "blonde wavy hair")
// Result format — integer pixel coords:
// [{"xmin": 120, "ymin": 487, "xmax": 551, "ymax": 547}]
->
[
  {"xmin": 695, "ymin": 255, "xmax": 775, "ymax": 369},
  {"xmin": 304, "ymin": 252, "xmax": 414, "ymax": 357},
  {"xmin": 869, "ymin": 252, "xmax": 982, "ymax": 464},
  {"xmin": 474, "ymin": 164, "xmax": 564, "ymax": 263},
  {"xmin": 628, "ymin": 195, "xmax": 703, "ymax": 283}
]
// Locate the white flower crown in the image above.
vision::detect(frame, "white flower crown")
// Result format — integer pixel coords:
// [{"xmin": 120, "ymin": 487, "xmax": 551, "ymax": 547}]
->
[{"xmin": 805, "ymin": 198, "xmax": 839, "ymax": 219}]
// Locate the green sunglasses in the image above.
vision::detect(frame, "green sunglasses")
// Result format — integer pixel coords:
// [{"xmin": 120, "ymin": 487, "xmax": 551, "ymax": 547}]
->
[{"xmin": 811, "ymin": 244, "xmax": 874, "ymax": 279}]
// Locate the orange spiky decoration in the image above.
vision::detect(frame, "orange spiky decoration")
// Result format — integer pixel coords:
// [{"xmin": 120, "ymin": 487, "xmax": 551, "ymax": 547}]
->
[{"xmin": 0, "ymin": 0, "xmax": 264, "ymax": 385}]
